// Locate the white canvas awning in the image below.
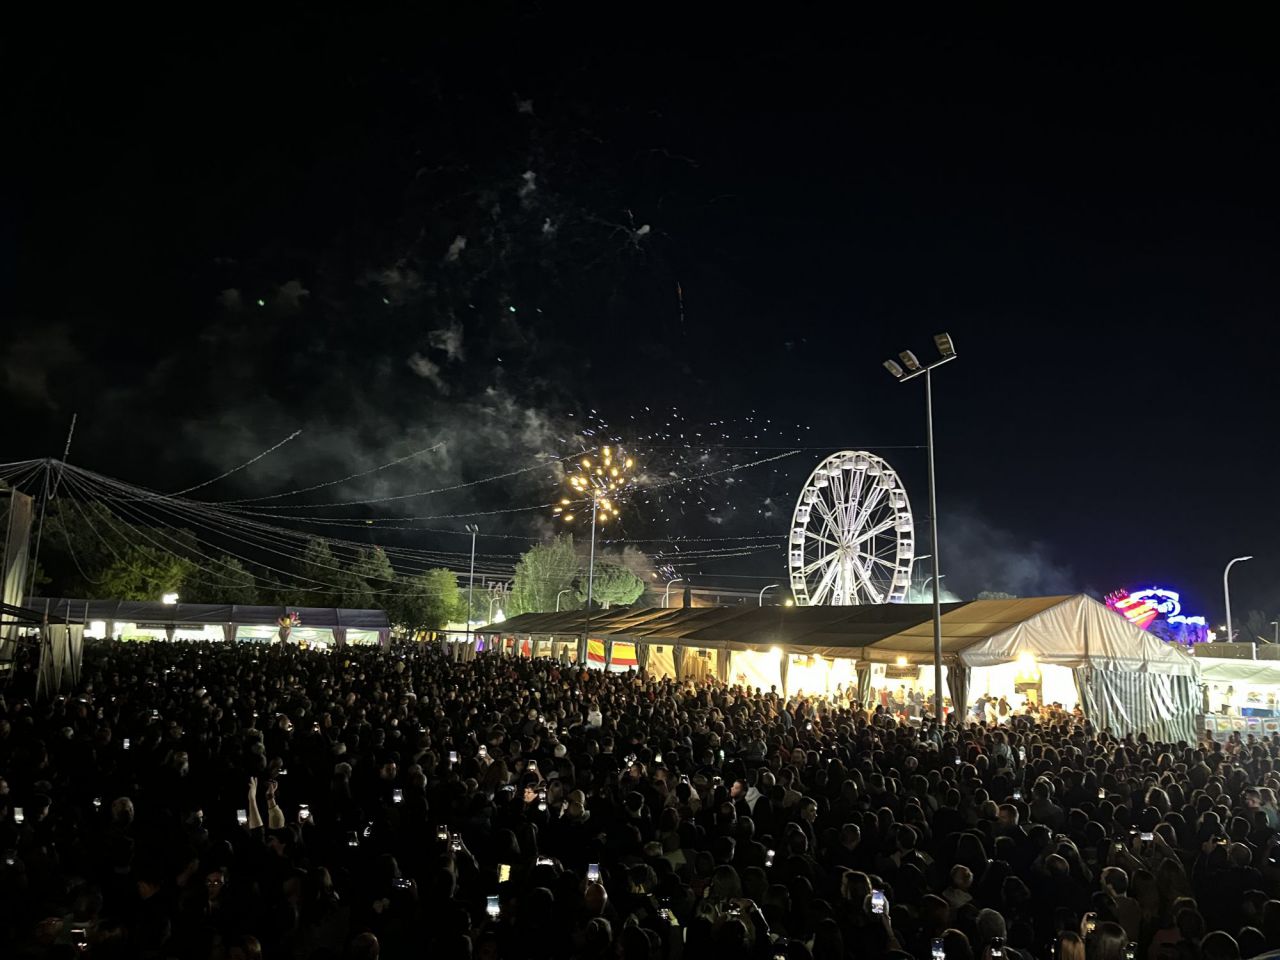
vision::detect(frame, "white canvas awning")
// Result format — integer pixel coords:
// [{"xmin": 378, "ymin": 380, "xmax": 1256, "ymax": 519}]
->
[
  {"xmin": 957, "ymin": 594, "xmax": 1199, "ymax": 676},
  {"xmin": 1198, "ymin": 657, "xmax": 1280, "ymax": 685}
]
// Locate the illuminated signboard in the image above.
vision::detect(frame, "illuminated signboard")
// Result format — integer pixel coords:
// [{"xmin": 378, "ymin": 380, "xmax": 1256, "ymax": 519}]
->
[{"xmin": 1106, "ymin": 587, "xmax": 1208, "ymax": 644}]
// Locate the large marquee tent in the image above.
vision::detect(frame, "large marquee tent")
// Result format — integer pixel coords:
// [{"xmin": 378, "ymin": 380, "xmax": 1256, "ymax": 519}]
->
[{"xmin": 484, "ymin": 594, "xmax": 1200, "ymax": 741}]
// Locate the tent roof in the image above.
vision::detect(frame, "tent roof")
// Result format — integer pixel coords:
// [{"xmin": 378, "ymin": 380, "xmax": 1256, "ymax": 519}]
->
[
  {"xmin": 488, "ymin": 594, "xmax": 1198, "ymax": 676},
  {"xmin": 32, "ymin": 598, "xmax": 389, "ymax": 630},
  {"xmin": 1197, "ymin": 657, "xmax": 1280, "ymax": 685}
]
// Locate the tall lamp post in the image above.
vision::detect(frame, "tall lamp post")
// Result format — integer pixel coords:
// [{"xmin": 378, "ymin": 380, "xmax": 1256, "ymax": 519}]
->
[
  {"xmin": 759, "ymin": 583, "xmax": 780, "ymax": 606},
  {"xmin": 555, "ymin": 446, "xmax": 636, "ymax": 663},
  {"xmin": 556, "ymin": 588, "xmax": 571, "ymax": 611},
  {"xmin": 663, "ymin": 577, "xmax": 685, "ymax": 608},
  {"xmin": 464, "ymin": 523, "xmax": 479, "ymax": 655},
  {"xmin": 1224, "ymin": 555, "xmax": 1253, "ymax": 644},
  {"xmin": 884, "ymin": 332, "xmax": 958, "ymax": 723}
]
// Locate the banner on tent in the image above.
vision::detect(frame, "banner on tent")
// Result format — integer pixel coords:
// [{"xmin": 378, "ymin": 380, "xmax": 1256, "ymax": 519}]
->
[{"xmin": 586, "ymin": 638, "xmax": 637, "ymax": 668}]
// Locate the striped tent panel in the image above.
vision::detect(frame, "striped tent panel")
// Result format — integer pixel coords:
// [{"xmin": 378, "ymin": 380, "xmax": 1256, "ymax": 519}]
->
[{"xmin": 1079, "ymin": 669, "xmax": 1198, "ymax": 743}]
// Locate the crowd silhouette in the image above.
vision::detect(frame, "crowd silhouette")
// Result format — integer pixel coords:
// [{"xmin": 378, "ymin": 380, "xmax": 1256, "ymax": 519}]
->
[{"xmin": 0, "ymin": 639, "xmax": 1274, "ymax": 960}]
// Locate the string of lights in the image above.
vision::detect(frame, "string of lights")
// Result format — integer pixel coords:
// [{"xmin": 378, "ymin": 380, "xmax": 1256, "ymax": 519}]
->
[
  {"xmin": 166, "ymin": 430, "xmax": 303, "ymax": 498},
  {"xmin": 216, "ymin": 441, "xmax": 448, "ymax": 504}
]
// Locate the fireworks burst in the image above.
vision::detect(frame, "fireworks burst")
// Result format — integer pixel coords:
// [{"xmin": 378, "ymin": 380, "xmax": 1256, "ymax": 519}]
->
[{"xmin": 554, "ymin": 445, "xmax": 638, "ymax": 527}]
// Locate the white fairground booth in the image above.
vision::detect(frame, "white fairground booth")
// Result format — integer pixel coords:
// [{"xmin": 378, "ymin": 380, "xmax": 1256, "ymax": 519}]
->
[
  {"xmin": 1196, "ymin": 651, "xmax": 1280, "ymax": 739},
  {"xmin": 487, "ymin": 594, "xmax": 1201, "ymax": 740}
]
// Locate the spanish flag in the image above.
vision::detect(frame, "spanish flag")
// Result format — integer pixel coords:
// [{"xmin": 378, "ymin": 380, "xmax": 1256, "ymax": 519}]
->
[{"xmin": 586, "ymin": 639, "xmax": 638, "ymax": 669}]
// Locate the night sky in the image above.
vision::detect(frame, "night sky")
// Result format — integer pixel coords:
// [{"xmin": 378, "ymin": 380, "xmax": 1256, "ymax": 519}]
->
[{"xmin": 5, "ymin": 9, "xmax": 1278, "ymax": 625}]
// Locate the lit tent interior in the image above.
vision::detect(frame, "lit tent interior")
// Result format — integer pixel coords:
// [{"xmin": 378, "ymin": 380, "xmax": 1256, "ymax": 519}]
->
[{"xmin": 485, "ymin": 594, "xmax": 1200, "ymax": 740}]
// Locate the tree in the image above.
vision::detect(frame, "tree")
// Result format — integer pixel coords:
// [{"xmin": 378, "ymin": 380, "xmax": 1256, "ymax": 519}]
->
[
  {"xmin": 387, "ymin": 568, "xmax": 463, "ymax": 635},
  {"xmin": 181, "ymin": 555, "xmax": 259, "ymax": 604},
  {"xmin": 40, "ymin": 500, "xmax": 136, "ymax": 597},
  {"xmin": 342, "ymin": 547, "xmax": 395, "ymax": 608},
  {"xmin": 1240, "ymin": 608, "xmax": 1270, "ymax": 643},
  {"xmin": 99, "ymin": 545, "xmax": 194, "ymax": 600},
  {"xmin": 577, "ymin": 561, "xmax": 644, "ymax": 609},
  {"xmin": 509, "ymin": 536, "xmax": 580, "ymax": 615},
  {"xmin": 296, "ymin": 538, "xmax": 341, "ymax": 605}
]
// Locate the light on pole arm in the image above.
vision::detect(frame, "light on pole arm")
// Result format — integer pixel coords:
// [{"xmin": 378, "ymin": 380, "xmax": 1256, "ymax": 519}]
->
[
  {"xmin": 759, "ymin": 583, "xmax": 779, "ymax": 606},
  {"xmin": 556, "ymin": 588, "xmax": 570, "ymax": 611},
  {"xmin": 885, "ymin": 332, "xmax": 958, "ymax": 723},
  {"xmin": 663, "ymin": 577, "xmax": 685, "ymax": 608},
  {"xmin": 1224, "ymin": 555, "xmax": 1253, "ymax": 644}
]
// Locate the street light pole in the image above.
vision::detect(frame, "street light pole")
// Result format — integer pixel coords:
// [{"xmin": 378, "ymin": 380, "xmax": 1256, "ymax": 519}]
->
[
  {"xmin": 464, "ymin": 524, "xmax": 479, "ymax": 656},
  {"xmin": 556, "ymin": 589, "xmax": 570, "ymax": 611},
  {"xmin": 759, "ymin": 583, "xmax": 779, "ymax": 606},
  {"xmin": 579, "ymin": 496, "xmax": 599, "ymax": 664},
  {"xmin": 884, "ymin": 334, "xmax": 957, "ymax": 725},
  {"xmin": 1224, "ymin": 555, "xmax": 1253, "ymax": 643},
  {"xmin": 664, "ymin": 577, "xmax": 685, "ymax": 608},
  {"xmin": 924, "ymin": 367, "xmax": 945, "ymax": 723}
]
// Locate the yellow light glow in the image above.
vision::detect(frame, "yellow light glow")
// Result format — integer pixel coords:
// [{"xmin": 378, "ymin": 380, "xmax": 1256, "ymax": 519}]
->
[
  {"xmin": 564, "ymin": 514, "xmax": 575, "ymax": 522},
  {"xmin": 1017, "ymin": 651, "xmax": 1037, "ymax": 670},
  {"xmin": 625, "ymin": 458, "xmax": 633, "ymax": 468},
  {"xmin": 895, "ymin": 655, "xmax": 908, "ymax": 667},
  {"xmin": 603, "ymin": 446, "xmax": 611, "ymax": 456},
  {"xmin": 560, "ymin": 498, "xmax": 570, "ymax": 505},
  {"xmin": 581, "ymin": 458, "xmax": 591, "ymax": 469},
  {"xmin": 770, "ymin": 646, "xmax": 783, "ymax": 656},
  {"xmin": 610, "ymin": 467, "xmax": 619, "ymax": 476},
  {"xmin": 784, "ymin": 598, "xmax": 794, "ymax": 607}
]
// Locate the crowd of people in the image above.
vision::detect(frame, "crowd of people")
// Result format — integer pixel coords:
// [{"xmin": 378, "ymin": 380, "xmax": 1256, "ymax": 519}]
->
[{"xmin": 0, "ymin": 637, "xmax": 1276, "ymax": 960}]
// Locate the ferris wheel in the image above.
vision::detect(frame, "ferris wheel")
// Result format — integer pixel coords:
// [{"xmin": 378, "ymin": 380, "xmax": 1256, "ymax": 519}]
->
[{"xmin": 788, "ymin": 451, "xmax": 916, "ymax": 606}]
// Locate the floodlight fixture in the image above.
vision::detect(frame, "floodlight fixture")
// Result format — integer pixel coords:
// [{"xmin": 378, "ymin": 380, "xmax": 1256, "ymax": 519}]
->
[
  {"xmin": 899, "ymin": 351, "xmax": 921, "ymax": 371},
  {"xmin": 883, "ymin": 359, "xmax": 904, "ymax": 379},
  {"xmin": 933, "ymin": 332, "xmax": 956, "ymax": 358}
]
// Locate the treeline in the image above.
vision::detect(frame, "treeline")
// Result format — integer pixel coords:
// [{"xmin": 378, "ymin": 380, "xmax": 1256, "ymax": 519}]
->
[{"xmin": 35, "ymin": 506, "xmax": 649, "ymax": 631}]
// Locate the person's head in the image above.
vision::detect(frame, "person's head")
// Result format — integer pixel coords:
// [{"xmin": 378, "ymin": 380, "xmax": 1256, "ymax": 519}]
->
[
  {"xmin": 1199, "ymin": 932, "xmax": 1240, "ymax": 960},
  {"xmin": 949, "ymin": 864, "xmax": 973, "ymax": 891},
  {"xmin": 228, "ymin": 935, "xmax": 263, "ymax": 960},
  {"xmin": 348, "ymin": 931, "xmax": 380, "ymax": 960},
  {"xmin": 1236, "ymin": 927, "xmax": 1265, "ymax": 960},
  {"xmin": 976, "ymin": 908, "xmax": 1007, "ymax": 947},
  {"xmin": 1057, "ymin": 933, "xmax": 1086, "ymax": 960},
  {"xmin": 942, "ymin": 928, "xmax": 974, "ymax": 960},
  {"xmin": 1228, "ymin": 842, "xmax": 1253, "ymax": 868},
  {"xmin": 1175, "ymin": 908, "xmax": 1205, "ymax": 943},
  {"xmin": 800, "ymin": 797, "xmax": 818, "ymax": 823},
  {"xmin": 111, "ymin": 796, "xmax": 134, "ymax": 826},
  {"xmin": 996, "ymin": 804, "xmax": 1019, "ymax": 829},
  {"xmin": 1086, "ymin": 921, "xmax": 1128, "ymax": 960},
  {"xmin": 1101, "ymin": 867, "xmax": 1128, "ymax": 898}
]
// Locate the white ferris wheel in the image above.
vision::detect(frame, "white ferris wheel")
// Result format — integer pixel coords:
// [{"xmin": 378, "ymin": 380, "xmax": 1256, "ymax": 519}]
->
[{"xmin": 787, "ymin": 450, "xmax": 916, "ymax": 606}]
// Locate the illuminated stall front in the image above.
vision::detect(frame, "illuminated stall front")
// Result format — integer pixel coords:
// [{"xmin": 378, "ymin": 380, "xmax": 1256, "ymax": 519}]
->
[
  {"xmin": 37, "ymin": 598, "xmax": 391, "ymax": 648},
  {"xmin": 1198, "ymin": 654, "xmax": 1280, "ymax": 738},
  {"xmin": 488, "ymin": 594, "xmax": 1201, "ymax": 740}
]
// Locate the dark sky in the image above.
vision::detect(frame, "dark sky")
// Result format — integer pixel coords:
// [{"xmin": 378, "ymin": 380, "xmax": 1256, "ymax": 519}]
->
[{"xmin": 5, "ymin": 8, "xmax": 1278, "ymax": 624}]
